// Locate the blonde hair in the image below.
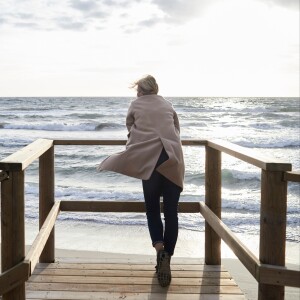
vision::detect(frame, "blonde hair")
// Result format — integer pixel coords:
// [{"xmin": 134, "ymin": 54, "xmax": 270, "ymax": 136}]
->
[{"xmin": 131, "ymin": 75, "xmax": 159, "ymax": 95}]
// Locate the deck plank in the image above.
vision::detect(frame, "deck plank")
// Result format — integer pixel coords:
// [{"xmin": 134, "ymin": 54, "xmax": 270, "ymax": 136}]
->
[
  {"xmin": 29, "ymin": 275, "xmax": 237, "ymax": 286},
  {"xmin": 35, "ymin": 263, "xmax": 225, "ymax": 271},
  {"xmin": 26, "ymin": 291, "xmax": 246, "ymax": 300},
  {"xmin": 33, "ymin": 268, "xmax": 233, "ymax": 278},
  {"xmin": 26, "ymin": 259, "xmax": 246, "ymax": 299}
]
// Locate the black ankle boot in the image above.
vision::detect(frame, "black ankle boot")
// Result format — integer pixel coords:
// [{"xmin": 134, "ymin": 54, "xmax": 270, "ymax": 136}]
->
[{"xmin": 156, "ymin": 250, "xmax": 171, "ymax": 287}]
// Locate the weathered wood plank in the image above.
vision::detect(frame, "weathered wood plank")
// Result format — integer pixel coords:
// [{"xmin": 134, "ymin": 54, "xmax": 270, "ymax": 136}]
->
[
  {"xmin": 53, "ymin": 139, "xmax": 207, "ymax": 146},
  {"xmin": 26, "ymin": 282, "xmax": 244, "ymax": 294},
  {"xmin": 26, "ymin": 202, "xmax": 60, "ymax": 274},
  {"xmin": 35, "ymin": 263, "xmax": 225, "ymax": 271},
  {"xmin": 259, "ymin": 170, "xmax": 287, "ymax": 299},
  {"xmin": 0, "ymin": 170, "xmax": 8, "ymax": 182},
  {"xmin": 60, "ymin": 200, "xmax": 200, "ymax": 213},
  {"xmin": 199, "ymin": 202, "xmax": 259, "ymax": 278},
  {"xmin": 1, "ymin": 170, "xmax": 26, "ymax": 299},
  {"xmin": 283, "ymin": 170, "xmax": 300, "ymax": 182},
  {"xmin": 0, "ymin": 261, "xmax": 29, "ymax": 295},
  {"xmin": 26, "ymin": 260, "xmax": 245, "ymax": 299},
  {"xmin": 32, "ymin": 268, "xmax": 233, "ymax": 278},
  {"xmin": 26, "ymin": 291, "xmax": 246, "ymax": 300},
  {"xmin": 39, "ymin": 146, "xmax": 55, "ymax": 263},
  {"xmin": 0, "ymin": 139, "xmax": 53, "ymax": 171},
  {"xmin": 51, "ymin": 256, "xmax": 205, "ymax": 264},
  {"xmin": 258, "ymin": 264, "xmax": 300, "ymax": 287},
  {"xmin": 207, "ymin": 139, "xmax": 292, "ymax": 171},
  {"xmin": 205, "ymin": 146, "xmax": 221, "ymax": 265},
  {"xmin": 29, "ymin": 275, "xmax": 237, "ymax": 286}
]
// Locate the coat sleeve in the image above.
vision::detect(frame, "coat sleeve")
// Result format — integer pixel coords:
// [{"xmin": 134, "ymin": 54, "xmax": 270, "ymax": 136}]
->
[
  {"xmin": 173, "ymin": 111, "xmax": 180, "ymax": 133},
  {"xmin": 126, "ymin": 103, "xmax": 134, "ymax": 132}
]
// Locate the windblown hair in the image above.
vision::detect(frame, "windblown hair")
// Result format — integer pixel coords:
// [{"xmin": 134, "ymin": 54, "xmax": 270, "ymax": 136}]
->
[{"xmin": 131, "ymin": 75, "xmax": 159, "ymax": 95}]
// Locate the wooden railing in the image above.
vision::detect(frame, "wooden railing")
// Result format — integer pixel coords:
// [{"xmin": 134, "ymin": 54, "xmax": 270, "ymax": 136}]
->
[{"xmin": 0, "ymin": 138, "xmax": 299, "ymax": 300}]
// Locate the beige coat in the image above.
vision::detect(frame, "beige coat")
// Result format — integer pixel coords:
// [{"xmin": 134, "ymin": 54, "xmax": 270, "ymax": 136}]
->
[{"xmin": 98, "ymin": 95, "xmax": 185, "ymax": 189}]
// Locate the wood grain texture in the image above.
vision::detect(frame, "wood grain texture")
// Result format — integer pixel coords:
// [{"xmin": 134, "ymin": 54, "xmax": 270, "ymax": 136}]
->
[
  {"xmin": 26, "ymin": 260, "xmax": 246, "ymax": 299},
  {"xmin": 205, "ymin": 146, "xmax": 221, "ymax": 265},
  {"xmin": 0, "ymin": 139, "xmax": 53, "ymax": 171}
]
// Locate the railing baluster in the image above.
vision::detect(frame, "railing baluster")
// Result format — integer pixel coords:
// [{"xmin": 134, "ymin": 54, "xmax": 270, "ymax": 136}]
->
[
  {"xmin": 205, "ymin": 145, "xmax": 222, "ymax": 265},
  {"xmin": 39, "ymin": 146, "xmax": 55, "ymax": 263},
  {"xmin": 1, "ymin": 171, "xmax": 25, "ymax": 300},
  {"xmin": 259, "ymin": 170, "xmax": 287, "ymax": 300},
  {"xmin": 0, "ymin": 139, "xmax": 298, "ymax": 298}
]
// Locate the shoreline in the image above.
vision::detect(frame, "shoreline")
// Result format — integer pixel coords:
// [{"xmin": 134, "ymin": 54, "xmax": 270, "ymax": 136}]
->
[{"xmin": 23, "ymin": 221, "xmax": 300, "ymax": 264}]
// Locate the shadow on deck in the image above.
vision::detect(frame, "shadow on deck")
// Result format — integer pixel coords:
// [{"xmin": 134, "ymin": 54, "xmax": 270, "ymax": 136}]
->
[{"xmin": 26, "ymin": 256, "xmax": 246, "ymax": 300}]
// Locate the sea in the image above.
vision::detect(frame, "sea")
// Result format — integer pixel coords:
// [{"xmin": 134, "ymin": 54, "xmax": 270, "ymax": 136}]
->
[{"xmin": 0, "ymin": 97, "xmax": 299, "ymax": 251}]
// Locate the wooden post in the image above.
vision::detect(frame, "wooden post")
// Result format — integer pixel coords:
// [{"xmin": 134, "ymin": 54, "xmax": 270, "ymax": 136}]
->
[
  {"xmin": 205, "ymin": 146, "xmax": 221, "ymax": 265},
  {"xmin": 1, "ymin": 171, "xmax": 25, "ymax": 300},
  {"xmin": 39, "ymin": 146, "xmax": 55, "ymax": 263},
  {"xmin": 259, "ymin": 170, "xmax": 287, "ymax": 300}
]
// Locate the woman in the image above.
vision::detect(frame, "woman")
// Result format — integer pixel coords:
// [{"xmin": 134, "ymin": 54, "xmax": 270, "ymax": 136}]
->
[{"xmin": 98, "ymin": 75, "xmax": 185, "ymax": 287}]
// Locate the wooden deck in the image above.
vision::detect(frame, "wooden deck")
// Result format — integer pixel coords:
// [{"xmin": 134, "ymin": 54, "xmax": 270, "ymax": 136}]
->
[{"xmin": 25, "ymin": 257, "xmax": 246, "ymax": 300}]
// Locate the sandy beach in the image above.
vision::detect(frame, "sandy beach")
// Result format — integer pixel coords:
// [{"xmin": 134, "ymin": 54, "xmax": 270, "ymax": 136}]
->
[{"xmin": 1, "ymin": 221, "xmax": 298, "ymax": 299}]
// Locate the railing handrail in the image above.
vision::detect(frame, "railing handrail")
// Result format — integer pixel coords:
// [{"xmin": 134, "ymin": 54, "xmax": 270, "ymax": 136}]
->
[
  {"xmin": 284, "ymin": 171, "xmax": 300, "ymax": 182},
  {"xmin": 0, "ymin": 138, "xmax": 293, "ymax": 172},
  {"xmin": 0, "ymin": 138, "xmax": 299, "ymax": 299},
  {"xmin": 0, "ymin": 139, "xmax": 53, "ymax": 171},
  {"xmin": 207, "ymin": 139, "xmax": 292, "ymax": 171}
]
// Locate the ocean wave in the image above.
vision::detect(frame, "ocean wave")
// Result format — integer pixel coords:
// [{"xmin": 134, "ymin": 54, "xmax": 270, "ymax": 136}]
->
[
  {"xmin": 95, "ymin": 123, "xmax": 123, "ymax": 130},
  {"xmin": 0, "ymin": 137, "xmax": 30, "ymax": 148},
  {"xmin": 185, "ymin": 173, "xmax": 205, "ymax": 185},
  {"xmin": 181, "ymin": 121, "xmax": 209, "ymax": 127},
  {"xmin": 248, "ymin": 122, "xmax": 278, "ymax": 130},
  {"xmin": 1, "ymin": 122, "xmax": 124, "ymax": 131},
  {"xmin": 237, "ymin": 139, "xmax": 300, "ymax": 148},
  {"xmin": 279, "ymin": 119, "xmax": 300, "ymax": 128},
  {"xmin": 1, "ymin": 97, "xmax": 299, "ymax": 244},
  {"xmin": 185, "ymin": 169, "xmax": 260, "ymax": 185},
  {"xmin": 68, "ymin": 112, "xmax": 106, "ymax": 119},
  {"xmin": 56, "ymin": 212, "xmax": 147, "ymax": 227},
  {"xmin": 222, "ymin": 169, "xmax": 260, "ymax": 182}
]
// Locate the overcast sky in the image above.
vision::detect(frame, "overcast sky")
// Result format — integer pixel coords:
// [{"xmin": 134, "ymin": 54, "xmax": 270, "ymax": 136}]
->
[{"xmin": 0, "ymin": 0, "xmax": 299, "ymax": 97}]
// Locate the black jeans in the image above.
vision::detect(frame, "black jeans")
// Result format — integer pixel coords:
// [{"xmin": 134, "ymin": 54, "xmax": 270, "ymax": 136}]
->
[{"xmin": 142, "ymin": 148, "xmax": 181, "ymax": 256}]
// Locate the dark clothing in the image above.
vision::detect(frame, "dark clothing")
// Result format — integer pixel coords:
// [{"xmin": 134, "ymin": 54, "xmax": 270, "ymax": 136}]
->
[{"xmin": 142, "ymin": 148, "xmax": 181, "ymax": 256}]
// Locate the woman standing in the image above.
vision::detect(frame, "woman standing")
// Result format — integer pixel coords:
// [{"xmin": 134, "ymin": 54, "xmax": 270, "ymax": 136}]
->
[{"xmin": 98, "ymin": 75, "xmax": 185, "ymax": 287}]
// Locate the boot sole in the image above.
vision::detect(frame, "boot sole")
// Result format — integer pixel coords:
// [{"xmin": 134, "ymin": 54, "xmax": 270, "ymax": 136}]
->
[{"xmin": 157, "ymin": 251, "xmax": 171, "ymax": 287}]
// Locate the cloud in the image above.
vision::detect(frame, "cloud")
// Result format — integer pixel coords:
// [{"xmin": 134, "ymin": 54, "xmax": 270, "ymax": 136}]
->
[
  {"xmin": 263, "ymin": 0, "xmax": 299, "ymax": 9},
  {"xmin": 0, "ymin": 0, "xmax": 161, "ymax": 32},
  {"xmin": 0, "ymin": 0, "xmax": 109, "ymax": 31},
  {"xmin": 54, "ymin": 17, "xmax": 86, "ymax": 30},
  {"xmin": 0, "ymin": 17, "xmax": 6, "ymax": 25},
  {"xmin": 103, "ymin": 0, "xmax": 122, "ymax": 6},
  {"xmin": 88, "ymin": 11, "xmax": 108, "ymax": 18},
  {"xmin": 13, "ymin": 22, "xmax": 40, "ymax": 29},
  {"xmin": 69, "ymin": 0, "xmax": 107, "ymax": 18},
  {"xmin": 151, "ymin": 0, "xmax": 220, "ymax": 23},
  {"xmin": 70, "ymin": 0, "xmax": 98, "ymax": 12},
  {"xmin": 152, "ymin": 0, "xmax": 299, "ymax": 25},
  {"xmin": 138, "ymin": 17, "xmax": 162, "ymax": 27},
  {"xmin": 0, "ymin": 12, "xmax": 35, "ymax": 27},
  {"xmin": 15, "ymin": 13, "xmax": 34, "ymax": 20}
]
